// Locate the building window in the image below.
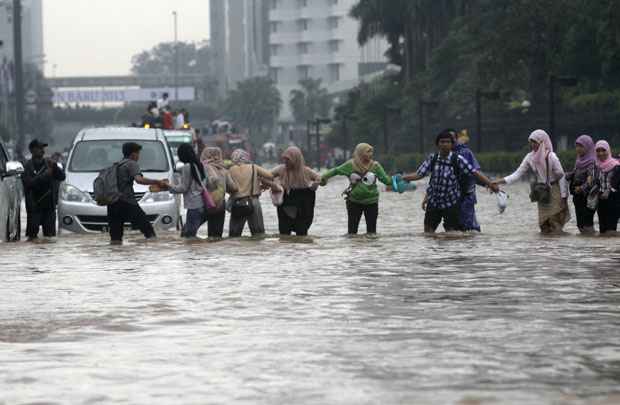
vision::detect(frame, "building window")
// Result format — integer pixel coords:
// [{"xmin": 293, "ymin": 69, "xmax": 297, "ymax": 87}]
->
[
  {"xmin": 328, "ymin": 16, "xmax": 340, "ymax": 30},
  {"xmin": 297, "ymin": 65, "xmax": 311, "ymax": 80},
  {"xmin": 270, "ymin": 21, "xmax": 279, "ymax": 33},
  {"xmin": 270, "ymin": 44, "xmax": 280, "ymax": 57},
  {"xmin": 270, "ymin": 68, "xmax": 280, "ymax": 83},
  {"xmin": 298, "ymin": 18, "xmax": 309, "ymax": 31},
  {"xmin": 329, "ymin": 64, "xmax": 341, "ymax": 82},
  {"xmin": 298, "ymin": 0, "xmax": 308, "ymax": 7},
  {"xmin": 297, "ymin": 42, "xmax": 310, "ymax": 54},
  {"xmin": 328, "ymin": 40, "xmax": 340, "ymax": 53}
]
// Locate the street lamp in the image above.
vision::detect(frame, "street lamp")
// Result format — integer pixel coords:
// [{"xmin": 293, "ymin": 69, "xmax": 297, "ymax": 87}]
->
[
  {"xmin": 172, "ymin": 11, "xmax": 179, "ymax": 102},
  {"xmin": 314, "ymin": 117, "xmax": 331, "ymax": 170},
  {"xmin": 549, "ymin": 75, "xmax": 578, "ymax": 147},
  {"xmin": 418, "ymin": 100, "xmax": 439, "ymax": 154},
  {"xmin": 475, "ymin": 89, "xmax": 500, "ymax": 153}
]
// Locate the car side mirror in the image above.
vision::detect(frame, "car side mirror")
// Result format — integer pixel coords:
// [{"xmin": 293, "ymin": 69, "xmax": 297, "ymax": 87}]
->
[
  {"xmin": 4, "ymin": 161, "xmax": 24, "ymax": 176},
  {"xmin": 175, "ymin": 161, "xmax": 185, "ymax": 172}
]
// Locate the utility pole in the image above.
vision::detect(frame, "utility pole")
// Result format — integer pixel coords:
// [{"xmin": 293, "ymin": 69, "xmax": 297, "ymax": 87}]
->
[
  {"xmin": 13, "ymin": 0, "xmax": 25, "ymax": 160},
  {"xmin": 173, "ymin": 11, "xmax": 179, "ymax": 102}
]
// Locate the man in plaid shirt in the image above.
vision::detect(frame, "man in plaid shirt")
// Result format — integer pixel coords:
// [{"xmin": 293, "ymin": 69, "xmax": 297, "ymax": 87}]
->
[{"xmin": 403, "ymin": 130, "xmax": 499, "ymax": 233}]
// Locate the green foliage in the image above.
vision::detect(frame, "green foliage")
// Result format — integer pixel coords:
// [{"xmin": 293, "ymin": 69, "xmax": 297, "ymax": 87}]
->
[
  {"xmin": 131, "ymin": 40, "xmax": 215, "ymax": 77},
  {"xmin": 222, "ymin": 77, "xmax": 282, "ymax": 146},
  {"xmin": 289, "ymin": 79, "xmax": 332, "ymax": 125}
]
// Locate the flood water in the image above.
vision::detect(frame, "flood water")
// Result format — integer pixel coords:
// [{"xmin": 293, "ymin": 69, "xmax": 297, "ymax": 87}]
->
[{"xmin": 1, "ymin": 180, "xmax": 619, "ymax": 405}]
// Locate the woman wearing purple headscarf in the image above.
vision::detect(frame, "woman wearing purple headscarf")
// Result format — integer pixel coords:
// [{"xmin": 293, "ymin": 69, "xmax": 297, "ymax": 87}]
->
[{"xmin": 566, "ymin": 135, "xmax": 597, "ymax": 234}]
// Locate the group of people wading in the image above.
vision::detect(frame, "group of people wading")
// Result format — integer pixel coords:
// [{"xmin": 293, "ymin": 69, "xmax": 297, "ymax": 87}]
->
[{"xmin": 104, "ymin": 128, "xmax": 605, "ymax": 243}]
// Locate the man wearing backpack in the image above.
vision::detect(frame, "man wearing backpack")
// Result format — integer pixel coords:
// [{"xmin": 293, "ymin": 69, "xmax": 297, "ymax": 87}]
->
[
  {"xmin": 402, "ymin": 129, "xmax": 499, "ymax": 233},
  {"xmin": 106, "ymin": 142, "xmax": 168, "ymax": 244}
]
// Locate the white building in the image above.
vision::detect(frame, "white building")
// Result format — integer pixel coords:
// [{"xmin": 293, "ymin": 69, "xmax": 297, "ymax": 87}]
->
[
  {"xmin": 210, "ymin": 0, "xmax": 270, "ymax": 97},
  {"xmin": 0, "ymin": 0, "xmax": 44, "ymax": 70},
  {"xmin": 268, "ymin": 0, "xmax": 388, "ymax": 121}
]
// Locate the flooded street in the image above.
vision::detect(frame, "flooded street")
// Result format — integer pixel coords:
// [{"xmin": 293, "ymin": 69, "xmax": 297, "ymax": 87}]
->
[{"xmin": 1, "ymin": 180, "xmax": 620, "ymax": 404}]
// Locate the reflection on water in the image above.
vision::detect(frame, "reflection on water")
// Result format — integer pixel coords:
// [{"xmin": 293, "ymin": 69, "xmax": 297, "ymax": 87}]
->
[{"xmin": 1, "ymin": 181, "xmax": 619, "ymax": 404}]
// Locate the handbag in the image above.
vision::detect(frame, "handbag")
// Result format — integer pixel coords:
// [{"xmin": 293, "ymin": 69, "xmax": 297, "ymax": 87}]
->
[
  {"xmin": 586, "ymin": 185, "xmax": 599, "ymax": 211},
  {"xmin": 231, "ymin": 164, "xmax": 255, "ymax": 218},
  {"xmin": 195, "ymin": 164, "xmax": 217, "ymax": 210},
  {"xmin": 529, "ymin": 155, "xmax": 552, "ymax": 204}
]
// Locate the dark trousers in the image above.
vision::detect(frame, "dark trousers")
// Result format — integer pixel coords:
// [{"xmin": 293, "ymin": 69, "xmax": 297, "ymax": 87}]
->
[
  {"xmin": 26, "ymin": 209, "xmax": 57, "ymax": 239},
  {"xmin": 107, "ymin": 200, "xmax": 156, "ymax": 242},
  {"xmin": 277, "ymin": 188, "xmax": 316, "ymax": 236},
  {"xmin": 424, "ymin": 204, "xmax": 461, "ymax": 233},
  {"xmin": 573, "ymin": 194, "xmax": 595, "ymax": 231},
  {"xmin": 346, "ymin": 201, "xmax": 378, "ymax": 234},
  {"xmin": 182, "ymin": 208, "xmax": 206, "ymax": 238},
  {"xmin": 598, "ymin": 193, "xmax": 620, "ymax": 234},
  {"xmin": 206, "ymin": 210, "xmax": 226, "ymax": 238}
]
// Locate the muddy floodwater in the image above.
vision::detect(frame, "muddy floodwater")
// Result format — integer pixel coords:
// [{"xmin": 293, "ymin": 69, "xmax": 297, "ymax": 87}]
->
[{"xmin": 1, "ymin": 180, "xmax": 619, "ymax": 405}]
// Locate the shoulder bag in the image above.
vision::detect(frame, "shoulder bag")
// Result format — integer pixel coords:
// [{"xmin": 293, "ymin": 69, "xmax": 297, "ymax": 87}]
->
[
  {"xmin": 231, "ymin": 164, "xmax": 255, "ymax": 218},
  {"xmin": 529, "ymin": 154, "xmax": 552, "ymax": 204}
]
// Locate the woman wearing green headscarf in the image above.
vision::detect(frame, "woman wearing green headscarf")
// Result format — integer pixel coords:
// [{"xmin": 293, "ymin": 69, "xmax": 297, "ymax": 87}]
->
[{"xmin": 321, "ymin": 143, "xmax": 392, "ymax": 234}]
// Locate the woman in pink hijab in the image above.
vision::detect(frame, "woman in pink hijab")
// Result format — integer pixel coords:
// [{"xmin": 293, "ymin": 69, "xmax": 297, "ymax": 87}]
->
[
  {"xmin": 566, "ymin": 135, "xmax": 597, "ymax": 234},
  {"xmin": 271, "ymin": 147, "xmax": 321, "ymax": 236},
  {"xmin": 594, "ymin": 140, "xmax": 620, "ymax": 234},
  {"xmin": 494, "ymin": 129, "xmax": 570, "ymax": 234}
]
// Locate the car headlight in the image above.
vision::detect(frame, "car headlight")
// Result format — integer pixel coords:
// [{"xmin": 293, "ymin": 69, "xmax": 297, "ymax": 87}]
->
[
  {"xmin": 60, "ymin": 184, "xmax": 93, "ymax": 203},
  {"xmin": 141, "ymin": 191, "xmax": 174, "ymax": 204}
]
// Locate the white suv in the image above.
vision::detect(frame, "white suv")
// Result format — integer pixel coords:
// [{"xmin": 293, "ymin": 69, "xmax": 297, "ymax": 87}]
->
[{"xmin": 58, "ymin": 127, "xmax": 181, "ymax": 234}]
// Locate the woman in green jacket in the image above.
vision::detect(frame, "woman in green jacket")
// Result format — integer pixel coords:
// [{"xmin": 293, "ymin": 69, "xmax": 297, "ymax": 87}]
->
[{"xmin": 321, "ymin": 143, "xmax": 392, "ymax": 234}]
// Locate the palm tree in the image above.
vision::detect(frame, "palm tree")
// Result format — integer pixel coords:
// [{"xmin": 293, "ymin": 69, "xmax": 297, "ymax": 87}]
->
[{"xmin": 289, "ymin": 78, "xmax": 332, "ymax": 125}]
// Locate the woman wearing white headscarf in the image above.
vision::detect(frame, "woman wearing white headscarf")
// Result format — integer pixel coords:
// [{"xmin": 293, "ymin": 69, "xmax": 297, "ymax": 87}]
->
[{"xmin": 494, "ymin": 130, "xmax": 570, "ymax": 233}]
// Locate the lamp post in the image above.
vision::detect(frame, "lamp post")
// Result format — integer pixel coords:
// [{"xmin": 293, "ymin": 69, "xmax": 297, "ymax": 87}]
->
[
  {"xmin": 173, "ymin": 11, "xmax": 179, "ymax": 102},
  {"xmin": 418, "ymin": 100, "xmax": 439, "ymax": 154},
  {"xmin": 475, "ymin": 89, "xmax": 500, "ymax": 153},
  {"xmin": 314, "ymin": 117, "xmax": 331, "ymax": 170},
  {"xmin": 549, "ymin": 75, "xmax": 577, "ymax": 148},
  {"xmin": 13, "ymin": 0, "xmax": 25, "ymax": 160}
]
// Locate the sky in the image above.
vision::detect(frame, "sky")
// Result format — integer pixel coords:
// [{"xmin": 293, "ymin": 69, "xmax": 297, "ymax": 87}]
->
[{"xmin": 43, "ymin": 0, "xmax": 211, "ymax": 77}]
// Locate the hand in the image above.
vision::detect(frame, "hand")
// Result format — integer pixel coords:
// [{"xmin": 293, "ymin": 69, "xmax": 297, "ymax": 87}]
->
[
  {"xmin": 310, "ymin": 181, "xmax": 320, "ymax": 191},
  {"xmin": 320, "ymin": 178, "xmax": 327, "ymax": 187},
  {"xmin": 574, "ymin": 186, "xmax": 582, "ymax": 194},
  {"xmin": 488, "ymin": 183, "xmax": 500, "ymax": 193},
  {"xmin": 421, "ymin": 196, "xmax": 428, "ymax": 211},
  {"xmin": 158, "ymin": 180, "xmax": 170, "ymax": 190}
]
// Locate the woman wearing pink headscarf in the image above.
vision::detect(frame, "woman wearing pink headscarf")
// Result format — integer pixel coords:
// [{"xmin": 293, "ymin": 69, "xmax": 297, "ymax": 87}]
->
[
  {"xmin": 271, "ymin": 147, "xmax": 321, "ymax": 236},
  {"xmin": 494, "ymin": 130, "xmax": 570, "ymax": 234},
  {"xmin": 593, "ymin": 140, "xmax": 620, "ymax": 234},
  {"xmin": 566, "ymin": 135, "xmax": 597, "ymax": 234}
]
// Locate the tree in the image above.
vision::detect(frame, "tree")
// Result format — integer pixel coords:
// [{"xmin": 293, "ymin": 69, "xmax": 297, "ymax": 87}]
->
[
  {"xmin": 131, "ymin": 40, "xmax": 215, "ymax": 77},
  {"xmin": 222, "ymin": 77, "xmax": 282, "ymax": 146},
  {"xmin": 289, "ymin": 78, "xmax": 332, "ymax": 125}
]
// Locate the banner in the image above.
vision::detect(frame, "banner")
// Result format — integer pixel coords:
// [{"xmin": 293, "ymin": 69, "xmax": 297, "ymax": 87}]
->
[{"xmin": 52, "ymin": 87, "xmax": 195, "ymax": 104}]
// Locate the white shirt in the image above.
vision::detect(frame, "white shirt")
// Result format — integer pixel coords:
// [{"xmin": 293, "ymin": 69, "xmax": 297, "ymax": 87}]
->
[
  {"xmin": 157, "ymin": 98, "xmax": 169, "ymax": 110},
  {"xmin": 505, "ymin": 152, "xmax": 568, "ymax": 198},
  {"xmin": 174, "ymin": 113, "xmax": 185, "ymax": 129}
]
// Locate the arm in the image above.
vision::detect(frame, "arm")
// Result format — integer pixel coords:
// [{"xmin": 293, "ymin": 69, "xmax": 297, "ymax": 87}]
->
[
  {"xmin": 321, "ymin": 161, "xmax": 352, "ymax": 185},
  {"xmin": 549, "ymin": 154, "xmax": 568, "ymax": 198},
  {"xmin": 168, "ymin": 166, "xmax": 192, "ymax": 194},
  {"xmin": 225, "ymin": 172, "xmax": 239, "ymax": 193},
  {"xmin": 457, "ymin": 155, "xmax": 499, "ymax": 192},
  {"xmin": 495, "ymin": 154, "xmax": 530, "ymax": 185},
  {"xmin": 49, "ymin": 160, "xmax": 66, "ymax": 182},
  {"xmin": 255, "ymin": 165, "xmax": 274, "ymax": 181},
  {"xmin": 402, "ymin": 156, "xmax": 432, "ymax": 182},
  {"xmin": 374, "ymin": 163, "xmax": 392, "ymax": 186},
  {"xmin": 136, "ymin": 175, "xmax": 165, "ymax": 187}
]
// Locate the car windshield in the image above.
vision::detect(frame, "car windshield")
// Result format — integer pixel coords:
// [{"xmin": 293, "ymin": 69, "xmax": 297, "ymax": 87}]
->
[{"xmin": 69, "ymin": 140, "xmax": 169, "ymax": 172}]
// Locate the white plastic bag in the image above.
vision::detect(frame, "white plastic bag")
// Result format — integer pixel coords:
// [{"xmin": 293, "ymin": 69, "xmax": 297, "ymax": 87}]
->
[
  {"xmin": 496, "ymin": 191, "xmax": 508, "ymax": 214},
  {"xmin": 271, "ymin": 185, "xmax": 284, "ymax": 207}
]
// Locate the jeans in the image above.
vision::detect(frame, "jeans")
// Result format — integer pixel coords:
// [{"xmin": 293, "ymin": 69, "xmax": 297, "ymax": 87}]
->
[
  {"xmin": 424, "ymin": 204, "xmax": 460, "ymax": 233},
  {"xmin": 459, "ymin": 193, "xmax": 481, "ymax": 232},
  {"xmin": 205, "ymin": 210, "xmax": 226, "ymax": 238},
  {"xmin": 182, "ymin": 208, "xmax": 206, "ymax": 238},
  {"xmin": 26, "ymin": 209, "xmax": 57, "ymax": 239},
  {"xmin": 107, "ymin": 200, "xmax": 156, "ymax": 242},
  {"xmin": 229, "ymin": 197, "xmax": 265, "ymax": 237},
  {"xmin": 346, "ymin": 201, "xmax": 378, "ymax": 234}
]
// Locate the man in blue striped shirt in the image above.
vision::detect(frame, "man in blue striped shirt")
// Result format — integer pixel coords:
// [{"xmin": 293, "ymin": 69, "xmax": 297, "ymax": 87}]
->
[{"xmin": 403, "ymin": 130, "xmax": 498, "ymax": 233}]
